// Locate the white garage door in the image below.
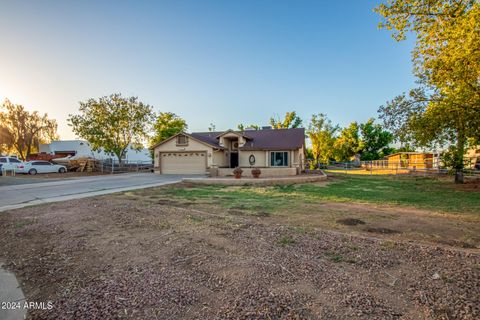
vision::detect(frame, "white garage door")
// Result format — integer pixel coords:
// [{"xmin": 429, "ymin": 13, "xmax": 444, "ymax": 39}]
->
[{"xmin": 160, "ymin": 152, "xmax": 206, "ymax": 174}]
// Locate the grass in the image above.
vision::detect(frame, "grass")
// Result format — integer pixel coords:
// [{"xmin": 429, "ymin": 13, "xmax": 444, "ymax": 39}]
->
[
  {"xmin": 14, "ymin": 219, "xmax": 34, "ymax": 229},
  {"xmin": 324, "ymin": 251, "xmax": 356, "ymax": 263},
  {"xmin": 278, "ymin": 236, "xmax": 295, "ymax": 247},
  {"xmin": 187, "ymin": 214, "xmax": 205, "ymax": 223},
  {"xmin": 153, "ymin": 175, "xmax": 480, "ymax": 214}
]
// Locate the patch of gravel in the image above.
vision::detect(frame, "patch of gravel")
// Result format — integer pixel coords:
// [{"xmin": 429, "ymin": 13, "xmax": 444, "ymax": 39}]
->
[
  {"xmin": 35, "ymin": 267, "xmax": 199, "ymax": 319},
  {"xmin": 0, "ymin": 197, "xmax": 478, "ymax": 319},
  {"xmin": 214, "ymin": 285, "xmax": 311, "ymax": 319}
]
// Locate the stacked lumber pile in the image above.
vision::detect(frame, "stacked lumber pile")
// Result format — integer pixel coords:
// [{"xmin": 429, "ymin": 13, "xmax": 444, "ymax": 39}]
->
[
  {"xmin": 53, "ymin": 157, "xmax": 101, "ymax": 172},
  {"xmin": 68, "ymin": 158, "xmax": 100, "ymax": 172}
]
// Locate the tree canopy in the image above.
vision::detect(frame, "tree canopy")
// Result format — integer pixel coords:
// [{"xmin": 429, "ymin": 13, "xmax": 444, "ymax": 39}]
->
[
  {"xmin": 237, "ymin": 124, "xmax": 260, "ymax": 131},
  {"xmin": 375, "ymin": 0, "xmax": 480, "ymax": 181},
  {"xmin": 359, "ymin": 119, "xmax": 394, "ymax": 161},
  {"xmin": 270, "ymin": 111, "xmax": 303, "ymax": 129},
  {"xmin": 68, "ymin": 93, "xmax": 154, "ymax": 163},
  {"xmin": 333, "ymin": 122, "xmax": 361, "ymax": 162},
  {"xmin": 151, "ymin": 112, "xmax": 187, "ymax": 146},
  {"xmin": 307, "ymin": 114, "xmax": 339, "ymax": 166},
  {"xmin": 0, "ymin": 99, "xmax": 58, "ymax": 160}
]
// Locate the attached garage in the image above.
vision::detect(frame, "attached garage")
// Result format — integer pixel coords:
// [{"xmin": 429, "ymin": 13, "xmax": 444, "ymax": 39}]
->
[{"xmin": 159, "ymin": 152, "xmax": 207, "ymax": 174}]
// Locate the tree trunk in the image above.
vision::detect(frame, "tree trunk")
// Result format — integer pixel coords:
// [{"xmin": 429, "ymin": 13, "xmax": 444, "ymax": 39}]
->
[
  {"xmin": 116, "ymin": 153, "xmax": 123, "ymax": 166},
  {"xmin": 454, "ymin": 131, "xmax": 466, "ymax": 184}
]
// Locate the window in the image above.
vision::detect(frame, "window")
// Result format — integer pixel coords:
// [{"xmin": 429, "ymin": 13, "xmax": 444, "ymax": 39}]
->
[
  {"xmin": 0, "ymin": 158, "xmax": 6, "ymax": 163},
  {"xmin": 9, "ymin": 158, "xmax": 21, "ymax": 163},
  {"xmin": 270, "ymin": 151, "xmax": 289, "ymax": 167},
  {"xmin": 176, "ymin": 135, "xmax": 188, "ymax": 146},
  {"xmin": 33, "ymin": 161, "xmax": 51, "ymax": 165}
]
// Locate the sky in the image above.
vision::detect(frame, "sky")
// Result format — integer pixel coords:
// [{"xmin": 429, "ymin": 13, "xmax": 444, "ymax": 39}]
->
[{"xmin": 0, "ymin": 0, "xmax": 416, "ymax": 140}]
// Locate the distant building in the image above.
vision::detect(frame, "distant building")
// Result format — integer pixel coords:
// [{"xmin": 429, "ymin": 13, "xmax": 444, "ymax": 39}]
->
[
  {"xmin": 386, "ymin": 152, "xmax": 439, "ymax": 169},
  {"xmin": 465, "ymin": 145, "xmax": 480, "ymax": 168},
  {"xmin": 35, "ymin": 140, "xmax": 152, "ymax": 162}
]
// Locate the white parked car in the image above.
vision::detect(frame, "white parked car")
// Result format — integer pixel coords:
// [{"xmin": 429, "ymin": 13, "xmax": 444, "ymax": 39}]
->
[
  {"xmin": 23, "ymin": 161, "xmax": 67, "ymax": 175},
  {"xmin": 0, "ymin": 156, "xmax": 25, "ymax": 175}
]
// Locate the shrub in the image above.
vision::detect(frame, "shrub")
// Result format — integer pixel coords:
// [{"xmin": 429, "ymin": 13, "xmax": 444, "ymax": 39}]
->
[{"xmin": 251, "ymin": 168, "xmax": 261, "ymax": 178}]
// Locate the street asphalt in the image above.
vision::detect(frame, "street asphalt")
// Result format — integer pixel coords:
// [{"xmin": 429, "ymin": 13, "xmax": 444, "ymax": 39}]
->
[{"xmin": 0, "ymin": 173, "xmax": 196, "ymax": 212}]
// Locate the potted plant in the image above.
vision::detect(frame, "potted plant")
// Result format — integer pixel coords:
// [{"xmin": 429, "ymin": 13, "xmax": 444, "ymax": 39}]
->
[
  {"xmin": 251, "ymin": 168, "xmax": 261, "ymax": 178},
  {"xmin": 233, "ymin": 167, "xmax": 243, "ymax": 179}
]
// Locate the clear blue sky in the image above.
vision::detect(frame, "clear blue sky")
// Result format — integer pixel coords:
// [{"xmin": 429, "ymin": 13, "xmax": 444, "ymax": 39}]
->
[{"xmin": 0, "ymin": 0, "xmax": 415, "ymax": 139}]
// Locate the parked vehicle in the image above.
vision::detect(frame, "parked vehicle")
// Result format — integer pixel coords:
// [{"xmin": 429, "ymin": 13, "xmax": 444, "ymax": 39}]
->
[
  {"xmin": 23, "ymin": 161, "xmax": 67, "ymax": 175},
  {"xmin": 0, "ymin": 156, "xmax": 25, "ymax": 174}
]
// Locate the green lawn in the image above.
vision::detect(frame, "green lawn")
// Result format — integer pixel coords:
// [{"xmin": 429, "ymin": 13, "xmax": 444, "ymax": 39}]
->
[{"xmin": 157, "ymin": 174, "xmax": 480, "ymax": 214}]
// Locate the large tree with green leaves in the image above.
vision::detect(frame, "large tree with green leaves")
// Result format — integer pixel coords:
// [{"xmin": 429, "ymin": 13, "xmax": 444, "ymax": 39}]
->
[
  {"xmin": 69, "ymin": 94, "xmax": 154, "ymax": 163},
  {"xmin": 333, "ymin": 121, "xmax": 362, "ymax": 162},
  {"xmin": 375, "ymin": 0, "xmax": 480, "ymax": 182},
  {"xmin": 151, "ymin": 112, "xmax": 187, "ymax": 146},
  {"xmin": 359, "ymin": 119, "xmax": 394, "ymax": 161},
  {"xmin": 0, "ymin": 99, "xmax": 58, "ymax": 160},
  {"xmin": 307, "ymin": 113, "xmax": 339, "ymax": 166},
  {"xmin": 270, "ymin": 111, "xmax": 302, "ymax": 129}
]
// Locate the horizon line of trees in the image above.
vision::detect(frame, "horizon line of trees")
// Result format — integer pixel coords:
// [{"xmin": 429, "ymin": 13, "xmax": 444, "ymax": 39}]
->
[{"xmin": 1, "ymin": 96, "xmax": 399, "ymax": 165}]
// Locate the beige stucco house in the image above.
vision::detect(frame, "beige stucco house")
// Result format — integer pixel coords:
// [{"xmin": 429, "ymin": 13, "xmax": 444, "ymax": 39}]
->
[{"xmin": 151, "ymin": 128, "xmax": 306, "ymax": 177}]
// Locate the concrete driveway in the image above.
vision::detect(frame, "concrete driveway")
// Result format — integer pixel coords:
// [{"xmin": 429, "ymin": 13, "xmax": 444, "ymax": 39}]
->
[{"xmin": 0, "ymin": 173, "xmax": 193, "ymax": 212}]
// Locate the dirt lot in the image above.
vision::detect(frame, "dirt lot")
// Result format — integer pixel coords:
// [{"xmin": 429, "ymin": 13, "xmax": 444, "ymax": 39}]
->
[{"xmin": 0, "ymin": 181, "xmax": 479, "ymax": 319}]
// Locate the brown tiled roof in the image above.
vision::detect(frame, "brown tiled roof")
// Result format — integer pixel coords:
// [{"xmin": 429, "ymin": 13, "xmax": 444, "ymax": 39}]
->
[{"xmin": 191, "ymin": 128, "xmax": 305, "ymax": 150}]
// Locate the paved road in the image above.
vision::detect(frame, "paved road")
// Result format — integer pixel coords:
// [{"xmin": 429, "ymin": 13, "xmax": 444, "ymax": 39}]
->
[{"xmin": 0, "ymin": 173, "xmax": 193, "ymax": 212}]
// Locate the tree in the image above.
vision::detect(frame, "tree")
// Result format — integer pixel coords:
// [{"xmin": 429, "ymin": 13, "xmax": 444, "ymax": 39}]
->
[
  {"xmin": 151, "ymin": 112, "xmax": 187, "ymax": 146},
  {"xmin": 333, "ymin": 122, "xmax": 361, "ymax": 162},
  {"xmin": 270, "ymin": 111, "xmax": 302, "ymax": 129},
  {"xmin": 359, "ymin": 119, "xmax": 394, "ymax": 161},
  {"xmin": 0, "ymin": 99, "xmax": 58, "ymax": 160},
  {"xmin": 375, "ymin": 0, "xmax": 480, "ymax": 182},
  {"xmin": 307, "ymin": 114, "xmax": 339, "ymax": 166},
  {"xmin": 237, "ymin": 124, "xmax": 260, "ymax": 131},
  {"xmin": 0, "ymin": 125, "xmax": 10, "ymax": 155},
  {"xmin": 68, "ymin": 93, "xmax": 154, "ymax": 163},
  {"xmin": 208, "ymin": 123, "xmax": 216, "ymax": 132}
]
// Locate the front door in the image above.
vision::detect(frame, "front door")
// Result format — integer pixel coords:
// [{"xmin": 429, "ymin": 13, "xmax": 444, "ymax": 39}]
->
[{"xmin": 230, "ymin": 152, "xmax": 238, "ymax": 168}]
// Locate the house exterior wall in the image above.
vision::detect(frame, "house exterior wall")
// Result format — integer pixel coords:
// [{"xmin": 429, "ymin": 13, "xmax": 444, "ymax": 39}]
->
[
  {"xmin": 212, "ymin": 150, "xmax": 228, "ymax": 167},
  {"xmin": 238, "ymin": 150, "xmax": 266, "ymax": 167},
  {"xmin": 218, "ymin": 132, "xmax": 246, "ymax": 148},
  {"xmin": 293, "ymin": 147, "xmax": 305, "ymax": 168},
  {"xmin": 153, "ymin": 137, "xmax": 214, "ymax": 169}
]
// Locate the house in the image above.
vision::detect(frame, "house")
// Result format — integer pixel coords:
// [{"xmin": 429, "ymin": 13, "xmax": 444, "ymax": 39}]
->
[
  {"xmin": 34, "ymin": 140, "xmax": 152, "ymax": 162},
  {"xmin": 386, "ymin": 152, "xmax": 438, "ymax": 169},
  {"xmin": 151, "ymin": 128, "xmax": 306, "ymax": 176}
]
